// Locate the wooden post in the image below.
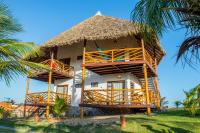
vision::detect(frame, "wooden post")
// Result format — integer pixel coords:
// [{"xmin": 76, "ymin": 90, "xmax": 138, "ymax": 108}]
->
[
  {"xmin": 24, "ymin": 77, "xmax": 30, "ymax": 117},
  {"xmin": 80, "ymin": 39, "xmax": 87, "ymax": 119},
  {"xmin": 154, "ymin": 59, "xmax": 161, "ymax": 108},
  {"xmin": 46, "ymin": 51, "xmax": 54, "ymax": 118},
  {"xmin": 120, "ymin": 115, "xmax": 126, "ymax": 128},
  {"xmin": 141, "ymin": 39, "xmax": 151, "ymax": 115}
]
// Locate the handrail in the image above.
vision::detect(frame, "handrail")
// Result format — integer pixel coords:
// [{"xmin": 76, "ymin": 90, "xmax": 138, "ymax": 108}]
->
[
  {"xmin": 26, "ymin": 91, "xmax": 71, "ymax": 105},
  {"xmin": 28, "ymin": 59, "xmax": 74, "ymax": 78},
  {"xmin": 83, "ymin": 88, "xmax": 158, "ymax": 106},
  {"xmin": 85, "ymin": 47, "xmax": 155, "ymax": 69}
]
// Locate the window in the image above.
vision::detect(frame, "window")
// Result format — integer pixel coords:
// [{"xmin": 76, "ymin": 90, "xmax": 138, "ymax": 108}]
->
[
  {"xmin": 60, "ymin": 58, "xmax": 70, "ymax": 65},
  {"xmin": 75, "ymin": 83, "xmax": 82, "ymax": 88},
  {"xmin": 91, "ymin": 82, "xmax": 98, "ymax": 88},
  {"xmin": 77, "ymin": 55, "xmax": 83, "ymax": 60}
]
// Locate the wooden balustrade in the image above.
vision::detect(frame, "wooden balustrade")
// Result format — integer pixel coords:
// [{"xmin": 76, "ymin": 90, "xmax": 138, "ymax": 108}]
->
[
  {"xmin": 26, "ymin": 91, "xmax": 71, "ymax": 105},
  {"xmin": 85, "ymin": 47, "xmax": 155, "ymax": 69},
  {"xmin": 83, "ymin": 88, "xmax": 158, "ymax": 106},
  {"xmin": 28, "ymin": 59, "xmax": 74, "ymax": 78}
]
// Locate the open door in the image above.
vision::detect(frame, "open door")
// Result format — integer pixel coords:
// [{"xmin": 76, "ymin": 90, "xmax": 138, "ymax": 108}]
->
[
  {"xmin": 56, "ymin": 85, "xmax": 68, "ymax": 98},
  {"xmin": 107, "ymin": 80, "xmax": 125, "ymax": 104}
]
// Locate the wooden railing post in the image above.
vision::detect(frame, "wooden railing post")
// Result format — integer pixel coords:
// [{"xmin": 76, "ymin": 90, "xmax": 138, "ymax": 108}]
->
[
  {"xmin": 80, "ymin": 39, "xmax": 87, "ymax": 119},
  {"xmin": 112, "ymin": 50, "xmax": 114, "ymax": 62}
]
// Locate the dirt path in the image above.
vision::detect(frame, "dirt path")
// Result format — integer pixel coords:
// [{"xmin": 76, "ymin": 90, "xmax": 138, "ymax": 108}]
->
[{"xmin": 62, "ymin": 115, "xmax": 120, "ymax": 126}]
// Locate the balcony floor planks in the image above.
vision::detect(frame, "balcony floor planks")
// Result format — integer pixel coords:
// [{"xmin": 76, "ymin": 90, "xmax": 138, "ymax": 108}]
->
[{"xmin": 29, "ymin": 70, "xmax": 73, "ymax": 82}]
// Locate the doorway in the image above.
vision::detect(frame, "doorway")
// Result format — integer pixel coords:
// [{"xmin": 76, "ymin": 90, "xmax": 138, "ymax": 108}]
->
[
  {"xmin": 56, "ymin": 85, "xmax": 68, "ymax": 98},
  {"xmin": 107, "ymin": 80, "xmax": 125, "ymax": 104}
]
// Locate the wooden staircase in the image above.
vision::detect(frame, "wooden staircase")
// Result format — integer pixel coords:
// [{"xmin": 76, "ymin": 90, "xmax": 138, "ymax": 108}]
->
[{"xmin": 139, "ymin": 77, "xmax": 160, "ymax": 107}]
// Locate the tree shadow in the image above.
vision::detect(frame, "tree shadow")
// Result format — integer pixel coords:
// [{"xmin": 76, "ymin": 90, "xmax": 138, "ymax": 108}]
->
[
  {"xmin": 0, "ymin": 118, "xmax": 132, "ymax": 133},
  {"xmin": 141, "ymin": 123, "xmax": 192, "ymax": 133}
]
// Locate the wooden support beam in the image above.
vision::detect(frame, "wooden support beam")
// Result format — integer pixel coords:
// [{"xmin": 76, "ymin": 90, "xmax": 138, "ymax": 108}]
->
[
  {"xmin": 141, "ymin": 38, "xmax": 151, "ymax": 115},
  {"xmin": 46, "ymin": 51, "xmax": 54, "ymax": 118},
  {"xmin": 80, "ymin": 39, "xmax": 87, "ymax": 119}
]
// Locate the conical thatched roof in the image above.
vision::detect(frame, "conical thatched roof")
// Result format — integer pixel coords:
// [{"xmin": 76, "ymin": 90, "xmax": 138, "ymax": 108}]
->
[{"xmin": 42, "ymin": 14, "xmax": 165, "ymax": 62}]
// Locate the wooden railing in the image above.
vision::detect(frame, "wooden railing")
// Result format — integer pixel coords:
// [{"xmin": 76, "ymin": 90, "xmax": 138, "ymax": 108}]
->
[
  {"xmin": 26, "ymin": 91, "xmax": 71, "ymax": 105},
  {"xmin": 85, "ymin": 48, "xmax": 155, "ymax": 69},
  {"xmin": 28, "ymin": 59, "xmax": 74, "ymax": 77},
  {"xmin": 83, "ymin": 88, "xmax": 158, "ymax": 106}
]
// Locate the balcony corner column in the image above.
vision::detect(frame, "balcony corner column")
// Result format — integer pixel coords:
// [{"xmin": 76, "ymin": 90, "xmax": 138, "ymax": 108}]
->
[
  {"xmin": 80, "ymin": 39, "xmax": 87, "ymax": 119},
  {"xmin": 141, "ymin": 38, "xmax": 151, "ymax": 115},
  {"xmin": 46, "ymin": 51, "xmax": 54, "ymax": 118},
  {"xmin": 143, "ymin": 64, "xmax": 151, "ymax": 115}
]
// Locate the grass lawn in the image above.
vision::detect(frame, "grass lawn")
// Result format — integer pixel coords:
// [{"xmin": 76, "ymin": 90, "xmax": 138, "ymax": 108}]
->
[{"xmin": 0, "ymin": 109, "xmax": 200, "ymax": 133}]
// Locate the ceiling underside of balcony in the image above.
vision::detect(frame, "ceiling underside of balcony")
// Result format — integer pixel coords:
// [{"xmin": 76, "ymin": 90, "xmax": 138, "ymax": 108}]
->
[
  {"xmin": 85, "ymin": 61, "xmax": 157, "ymax": 78},
  {"xmin": 28, "ymin": 70, "xmax": 72, "ymax": 82}
]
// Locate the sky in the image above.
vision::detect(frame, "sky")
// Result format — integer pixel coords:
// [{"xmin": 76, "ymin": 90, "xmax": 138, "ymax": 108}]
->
[{"xmin": 0, "ymin": 0, "xmax": 199, "ymax": 106}]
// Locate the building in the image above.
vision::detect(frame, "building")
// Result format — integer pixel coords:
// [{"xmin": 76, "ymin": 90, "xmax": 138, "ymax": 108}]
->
[{"xmin": 24, "ymin": 12, "xmax": 165, "ymax": 118}]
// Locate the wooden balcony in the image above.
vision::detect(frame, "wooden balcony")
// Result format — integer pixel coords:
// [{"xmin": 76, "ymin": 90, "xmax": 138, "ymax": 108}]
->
[
  {"xmin": 28, "ymin": 59, "xmax": 74, "ymax": 82},
  {"xmin": 25, "ymin": 91, "xmax": 71, "ymax": 107},
  {"xmin": 80, "ymin": 88, "xmax": 159, "ymax": 109},
  {"xmin": 84, "ymin": 48, "xmax": 157, "ymax": 78}
]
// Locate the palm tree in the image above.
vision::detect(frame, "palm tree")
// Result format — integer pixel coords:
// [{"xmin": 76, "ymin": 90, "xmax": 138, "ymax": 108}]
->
[
  {"xmin": 0, "ymin": 2, "xmax": 44, "ymax": 85},
  {"xmin": 160, "ymin": 97, "xmax": 169, "ymax": 107},
  {"xmin": 131, "ymin": 0, "xmax": 200, "ymax": 66},
  {"xmin": 53, "ymin": 96, "xmax": 68, "ymax": 118},
  {"xmin": 183, "ymin": 84, "xmax": 200, "ymax": 116},
  {"xmin": 174, "ymin": 100, "xmax": 182, "ymax": 109}
]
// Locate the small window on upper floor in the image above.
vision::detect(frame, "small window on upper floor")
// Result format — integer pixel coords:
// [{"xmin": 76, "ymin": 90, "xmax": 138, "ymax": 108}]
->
[
  {"xmin": 91, "ymin": 82, "xmax": 98, "ymax": 88},
  {"xmin": 60, "ymin": 58, "xmax": 70, "ymax": 65},
  {"xmin": 75, "ymin": 83, "xmax": 82, "ymax": 88},
  {"xmin": 77, "ymin": 55, "xmax": 83, "ymax": 60}
]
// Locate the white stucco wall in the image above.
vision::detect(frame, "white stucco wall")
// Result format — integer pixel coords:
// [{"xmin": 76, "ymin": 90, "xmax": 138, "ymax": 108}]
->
[{"xmin": 54, "ymin": 37, "xmax": 142, "ymax": 106}]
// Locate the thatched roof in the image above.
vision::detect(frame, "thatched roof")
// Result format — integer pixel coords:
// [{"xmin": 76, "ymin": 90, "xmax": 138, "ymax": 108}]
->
[{"xmin": 42, "ymin": 13, "xmax": 165, "ymax": 62}]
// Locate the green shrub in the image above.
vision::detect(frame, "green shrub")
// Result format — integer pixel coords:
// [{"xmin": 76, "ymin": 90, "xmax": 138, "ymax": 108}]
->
[
  {"xmin": 183, "ymin": 84, "xmax": 200, "ymax": 116},
  {"xmin": 0, "ymin": 107, "xmax": 11, "ymax": 119},
  {"xmin": 53, "ymin": 96, "xmax": 68, "ymax": 118}
]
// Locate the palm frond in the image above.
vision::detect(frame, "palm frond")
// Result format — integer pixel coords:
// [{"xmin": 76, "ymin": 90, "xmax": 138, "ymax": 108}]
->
[{"xmin": 176, "ymin": 36, "xmax": 200, "ymax": 66}]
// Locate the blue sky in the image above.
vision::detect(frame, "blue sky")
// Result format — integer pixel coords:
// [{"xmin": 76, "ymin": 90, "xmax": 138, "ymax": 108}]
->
[{"xmin": 1, "ymin": 0, "xmax": 199, "ymax": 106}]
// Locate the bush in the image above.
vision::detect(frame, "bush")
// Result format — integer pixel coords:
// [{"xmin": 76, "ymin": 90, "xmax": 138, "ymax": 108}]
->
[
  {"xmin": 0, "ymin": 107, "xmax": 11, "ymax": 119},
  {"xmin": 53, "ymin": 96, "xmax": 68, "ymax": 118},
  {"xmin": 183, "ymin": 84, "xmax": 200, "ymax": 116}
]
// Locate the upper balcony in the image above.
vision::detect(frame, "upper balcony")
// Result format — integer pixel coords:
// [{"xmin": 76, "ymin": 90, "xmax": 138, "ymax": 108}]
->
[
  {"xmin": 84, "ymin": 47, "xmax": 157, "ymax": 78},
  {"xmin": 28, "ymin": 59, "xmax": 74, "ymax": 82}
]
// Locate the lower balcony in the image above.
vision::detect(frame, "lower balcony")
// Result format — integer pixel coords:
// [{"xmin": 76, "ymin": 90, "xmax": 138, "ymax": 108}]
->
[
  {"xmin": 80, "ymin": 89, "xmax": 158, "ymax": 109},
  {"xmin": 25, "ymin": 91, "xmax": 71, "ymax": 107}
]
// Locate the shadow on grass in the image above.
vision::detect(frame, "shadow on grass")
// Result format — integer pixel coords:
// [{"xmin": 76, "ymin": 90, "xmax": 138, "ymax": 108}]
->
[
  {"xmin": 141, "ymin": 123, "xmax": 191, "ymax": 133},
  {"xmin": 0, "ymin": 118, "xmax": 131, "ymax": 133}
]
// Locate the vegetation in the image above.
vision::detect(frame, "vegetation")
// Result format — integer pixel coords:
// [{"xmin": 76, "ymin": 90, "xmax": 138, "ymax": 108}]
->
[
  {"xmin": 160, "ymin": 97, "xmax": 168, "ymax": 107},
  {"xmin": 53, "ymin": 96, "xmax": 68, "ymax": 118},
  {"xmin": 0, "ymin": 107, "xmax": 11, "ymax": 119},
  {"xmin": 0, "ymin": 2, "xmax": 45, "ymax": 85},
  {"xmin": 0, "ymin": 109, "xmax": 199, "ymax": 132},
  {"xmin": 183, "ymin": 84, "xmax": 200, "ymax": 116},
  {"xmin": 174, "ymin": 100, "xmax": 182, "ymax": 109},
  {"xmin": 131, "ymin": 0, "xmax": 200, "ymax": 66},
  {"xmin": 4, "ymin": 97, "xmax": 15, "ymax": 105}
]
